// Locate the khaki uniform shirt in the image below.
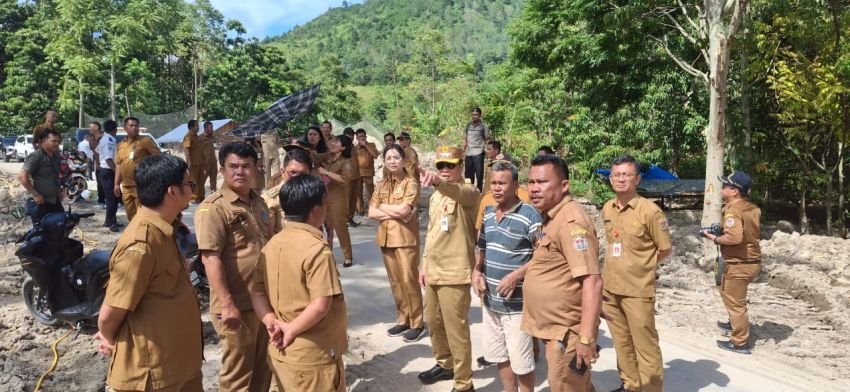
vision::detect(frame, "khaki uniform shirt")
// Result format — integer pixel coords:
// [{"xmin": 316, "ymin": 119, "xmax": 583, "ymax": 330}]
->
[
  {"xmin": 262, "ymin": 181, "xmax": 286, "ymax": 234},
  {"xmin": 403, "ymin": 146, "xmax": 419, "ymax": 180},
  {"xmin": 251, "ymin": 221, "xmax": 348, "ymax": 365},
  {"xmin": 182, "ymin": 132, "xmax": 205, "ymax": 167},
  {"xmin": 200, "ymin": 133, "xmax": 217, "ymax": 164},
  {"xmin": 195, "ymin": 185, "xmax": 273, "ymax": 313},
  {"xmin": 522, "ymin": 196, "xmax": 600, "ymax": 340},
  {"xmin": 326, "ymin": 154, "xmax": 353, "ymax": 199},
  {"xmin": 116, "ymin": 136, "xmax": 161, "ymax": 187},
  {"xmin": 423, "ymin": 181, "xmax": 480, "ymax": 285},
  {"xmin": 721, "ymin": 198, "xmax": 762, "ymax": 262},
  {"xmin": 355, "ymin": 142, "xmax": 378, "ymax": 176},
  {"xmin": 349, "ymin": 150, "xmax": 361, "ymax": 181},
  {"xmin": 103, "ymin": 210, "xmax": 202, "ymax": 390},
  {"xmin": 601, "ymin": 196, "xmax": 672, "ymax": 297},
  {"xmin": 370, "ymin": 174, "xmax": 420, "ymax": 248}
]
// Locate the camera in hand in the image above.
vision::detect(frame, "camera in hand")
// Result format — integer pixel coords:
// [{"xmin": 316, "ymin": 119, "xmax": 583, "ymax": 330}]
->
[{"xmin": 700, "ymin": 223, "xmax": 723, "ymax": 237}]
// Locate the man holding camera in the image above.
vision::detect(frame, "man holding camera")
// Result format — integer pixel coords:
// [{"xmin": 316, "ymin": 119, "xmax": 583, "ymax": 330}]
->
[
  {"xmin": 701, "ymin": 171, "xmax": 761, "ymax": 354},
  {"xmin": 601, "ymin": 156, "xmax": 671, "ymax": 392}
]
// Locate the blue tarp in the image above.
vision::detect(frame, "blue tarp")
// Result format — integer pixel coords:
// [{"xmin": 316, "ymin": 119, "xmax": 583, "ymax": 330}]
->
[
  {"xmin": 157, "ymin": 119, "xmax": 232, "ymax": 144},
  {"xmin": 595, "ymin": 164, "xmax": 679, "ymax": 180}
]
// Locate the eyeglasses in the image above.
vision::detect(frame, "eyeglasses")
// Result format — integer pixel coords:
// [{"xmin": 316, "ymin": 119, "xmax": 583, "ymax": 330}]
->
[
  {"xmin": 611, "ymin": 173, "xmax": 637, "ymax": 179},
  {"xmin": 436, "ymin": 162, "xmax": 457, "ymax": 170},
  {"xmin": 182, "ymin": 181, "xmax": 196, "ymax": 191}
]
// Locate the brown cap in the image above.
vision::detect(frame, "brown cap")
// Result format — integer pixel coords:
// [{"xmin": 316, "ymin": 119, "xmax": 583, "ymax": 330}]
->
[
  {"xmin": 435, "ymin": 145, "xmax": 463, "ymax": 164},
  {"xmin": 283, "ymin": 142, "xmax": 309, "ymax": 153}
]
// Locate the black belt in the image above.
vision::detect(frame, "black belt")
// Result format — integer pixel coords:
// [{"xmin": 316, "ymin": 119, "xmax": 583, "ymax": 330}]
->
[{"xmin": 725, "ymin": 260, "xmax": 761, "ymax": 265}]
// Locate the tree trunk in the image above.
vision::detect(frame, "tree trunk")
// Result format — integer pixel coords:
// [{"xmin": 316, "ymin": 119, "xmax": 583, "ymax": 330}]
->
[
  {"xmin": 826, "ymin": 173, "xmax": 834, "ymax": 236},
  {"xmin": 701, "ymin": 27, "xmax": 731, "ymax": 261},
  {"xmin": 740, "ymin": 45, "xmax": 753, "ymax": 172},
  {"xmin": 78, "ymin": 75, "xmax": 84, "ymax": 128},
  {"xmin": 193, "ymin": 55, "xmax": 199, "ymax": 120},
  {"xmin": 110, "ymin": 63, "xmax": 117, "ymax": 121},
  {"xmin": 839, "ymin": 144, "xmax": 846, "ymax": 238},
  {"xmin": 800, "ymin": 187, "xmax": 809, "ymax": 234},
  {"xmin": 124, "ymin": 88, "xmax": 131, "ymax": 118}
]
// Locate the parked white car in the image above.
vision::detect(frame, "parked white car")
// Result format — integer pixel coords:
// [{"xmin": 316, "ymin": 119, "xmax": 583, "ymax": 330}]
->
[{"xmin": 14, "ymin": 135, "xmax": 34, "ymax": 162}]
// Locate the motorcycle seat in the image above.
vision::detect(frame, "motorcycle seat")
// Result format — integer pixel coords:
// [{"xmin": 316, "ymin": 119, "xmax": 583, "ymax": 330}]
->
[
  {"xmin": 54, "ymin": 302, "xmax": 97, "ymax": 318},
  {"xmin": 74, "ymin": 250, "xmax": 110, "ymax": 274}
]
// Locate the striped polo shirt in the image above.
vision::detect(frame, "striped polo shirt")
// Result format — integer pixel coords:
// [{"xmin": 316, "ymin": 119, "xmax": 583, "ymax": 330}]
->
[{"xmin": 477, "ymin": 200, "xmax": 542, "ymax": 314}]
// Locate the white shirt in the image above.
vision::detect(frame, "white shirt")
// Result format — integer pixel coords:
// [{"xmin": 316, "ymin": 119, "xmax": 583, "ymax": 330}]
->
[
  {"xmin": 96, "ymin": 133, "xmax": 116, "ymax": 169},
  {"xmin": 77, "ymin": 139, "xmax": 93, "ymax": 161}
]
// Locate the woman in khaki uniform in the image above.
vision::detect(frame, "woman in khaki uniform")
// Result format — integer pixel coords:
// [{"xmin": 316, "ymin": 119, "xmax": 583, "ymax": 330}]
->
[
  {"xmin": 320, "ymin": 135, "xmax": 354, "ymax": 267},
  {"xmin": 368, "ymin": 144, "xmax": 425, "ymax": 342}
]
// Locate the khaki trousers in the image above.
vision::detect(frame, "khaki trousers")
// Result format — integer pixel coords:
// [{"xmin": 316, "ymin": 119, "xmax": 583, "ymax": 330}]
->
[
  {"xmin": 271, "ymin": 356, "xmax": 345, "ymax": 392},
  {"xmin": 381, "ymin": 247, "xmax": 424, "ymax": 328},
  {"xmin": 205, "ymin": 160, "xmax": 218, "ymax": 192},
  {"xmin": 603, "ymin": 291, "xmax": 663, "ymax": 392},
  {"xmin": 348, "ymin": 178, "xmax": 361, "ymax": 220},
  {"xmin": 425, "ymin": 284, "xmax": 473, "ymax": 391},
  {"xmin": 261, "ymin": 134, "xmax": 280, "ymax": 186},
  {"xmin": 721, "ymin": 262, "xmax": 761, "ymax": 346},
  {"xmin": 111, "ymin": 371, "xmax": 202, "ymax": 392},
  {"xmin": 211, "ymin": 310, "xmax": 273, "ymax": 392},
  {"xmin": 544, "ymin": 332, "xmax": 596, "ymax": 392},
  {"xmin": 121, "ymin": 186, "xmax": 140, "ymax": 223},
  {"xmin": 328, "ymin": 196, "xmax": 353, "ymax": 260},
  {"xmin": 359, "ymin": 176, "xmax": 374, "ymax": 214},
  {"xmin": 189, "ymin": 165, "xmax": 205, "ymax": 202}
]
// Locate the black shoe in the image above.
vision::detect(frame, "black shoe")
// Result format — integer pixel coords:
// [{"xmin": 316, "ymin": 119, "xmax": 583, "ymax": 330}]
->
[
  {"xmin": 403, "ymin": 326, "xmax": 426, "ymax": 342},
  {"xmin": 417, "ymin": 364, "xmax": 453, "ymax": 384},
  {"xmin": 108, "ymin": 225, "xmax": 122, "ymax": 233},
  {"xmin": 716, "ymin": 340, "xmax": 751, "ymax": 354},
  {"xmin": 717, "ymin": 320, "xmax": 732, "ymax": 333},
  {"xmin": 347, "ymin": 219, "xmax": 359, "ymax": 227},
  {"xmin": 476, "ymin": 356, "xmax": 495, "ymax": 367},
  {"xmin": 387, "ymin": 324, "xmax": 410, "ymax": 337},
  {"xmin": 451, "ymin": 387, "xmax": 475, "ymax": 392},
  {"xmin": 103, "ymin": 222, "xmax": 124, "ymax": 228},
  {"xmin": 343, "ymin": 260, "xmax": 353, "ymax": 268}
]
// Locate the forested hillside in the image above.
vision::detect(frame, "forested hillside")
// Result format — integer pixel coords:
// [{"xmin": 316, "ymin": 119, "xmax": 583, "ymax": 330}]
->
[{"xmin": 266, "ymin": 0, "xmax": 524, "ymax": 85}]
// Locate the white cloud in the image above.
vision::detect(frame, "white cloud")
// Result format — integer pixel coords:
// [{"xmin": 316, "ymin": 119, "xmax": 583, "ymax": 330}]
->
[{"xmin": 209, "ymin": 0, "xmax": 363, "ymax": 39}]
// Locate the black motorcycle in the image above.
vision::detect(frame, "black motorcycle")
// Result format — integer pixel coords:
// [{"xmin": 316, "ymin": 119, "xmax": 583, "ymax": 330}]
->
[{"xmin": 17, "ymin": 209, "xmax": 108, "ymax": 327}]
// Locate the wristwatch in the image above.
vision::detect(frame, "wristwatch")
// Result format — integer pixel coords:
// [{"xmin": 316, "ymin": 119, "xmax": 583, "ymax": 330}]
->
[{"xmin": 578, "ymin": 336, "xmax": 595, "ymax": 345}]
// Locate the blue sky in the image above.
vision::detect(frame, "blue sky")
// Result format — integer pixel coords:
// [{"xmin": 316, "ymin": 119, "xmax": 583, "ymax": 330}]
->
[{"xmin": 209, "ymin": 0, "xmax": 365, "ymax": 39}]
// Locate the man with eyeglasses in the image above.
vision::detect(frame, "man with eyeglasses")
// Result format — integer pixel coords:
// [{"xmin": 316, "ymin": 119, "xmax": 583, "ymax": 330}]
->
[
  {"xmin": 263, "ymin": 144, "xmax": 314, "ymax": 234},
  {"xmin": 601, "ymin": 155, "xmax": 672, "ymax": 392},
  {"xmin": 96, "ymin": 155, "xmax": 203, "ymax": 391},
  {"xmin": 195, "ymin": 142, "xmax": 274, "ymax": 391},
  {"xmin": 417, "ymin": 145, "xmax": 480, "ymax": 392}
]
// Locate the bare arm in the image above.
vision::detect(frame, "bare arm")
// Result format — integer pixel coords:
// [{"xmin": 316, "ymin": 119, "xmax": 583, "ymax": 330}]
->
[
  {"xmin": 17, "ymin": 169, "xmax": 42, "ymax": 202},
  {"xmin": 578, "ymin": 274, "xmax": 603, "ymax": 338},
  {"xmin": 367, "ymin": 144, "xmax": 379, "ymax": 159},
  {"xmin": 367, "ymin": 207, "xmax": 394, "ymax": 221},
  {"xmin": 184, "ymin": 147, "xmax": 192, "ymax": 166},
  {"xmin": 318, "ymin": 167, "xmax": 345, "ymax": 184},
  {"xmin": 201, "ymin": 251, "xmax": 241, "ymax": 329},
  {"xmin": 378, "ymin": 203, "xmax": 412, "ymax": 218},
  {"xmin": 97, "ymin": 304, "xmax": 128, "ymax": 343},
  {"xmin": 278, "ymin": 296, "xmax": 333, "ymax": 348},
  {"xmin": 657, "ymin": 248, "xmax": 672, "ymax": 263}
]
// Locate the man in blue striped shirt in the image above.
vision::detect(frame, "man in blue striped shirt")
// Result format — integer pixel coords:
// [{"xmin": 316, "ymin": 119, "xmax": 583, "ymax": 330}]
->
[{"xmin": 473, "ymin": 161, "xmax": 542, "ymax": 392}]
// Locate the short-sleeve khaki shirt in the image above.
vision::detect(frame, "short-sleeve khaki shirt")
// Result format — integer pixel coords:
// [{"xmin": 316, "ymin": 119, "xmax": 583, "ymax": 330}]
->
[
  {"xmin": 602, "ymin": 196, "xmax": 672, "ymax": 297},
  {"xmin": 182, "ymin": 132, "xmax": 205, "ymax": 166},
  {"xmin": 721, "ymin": 198, "xmax": 762, "ymax": 262},
  {"xmin": 262, "ymin": 181, "xmax": 286, "ymax": 234},
  {"xmin": 522, "ymin": 196, "xmax": 600, "ymax": 341},
  {"xmin": 195, "ymin": 185, "xmax": 273, "ymax": 313},
  {"xmin": 201, "ymin": 133, "xmax": 217, "ymax": 163},
  {"xmin": 403, "ymin": 146, "xmax": 419, "ymax": 180},
  {"xmin": 355, "ymin": 142, "xmax": 378, "ymax": 176},
  {"xmin": 116, "ymin": 136, "xmax": 161, "ymax": 187},
  {"xmin": 251, "ymin": 221, "xmax": 348, "ymax": 365},
  {"xmin": 370, "ymin": 174, "xmax": 420, "ymax": 248},
  {"xmin": 326, "ymin": 155, "xmax": 352, "ymax": 199},
  {"xmin": 103, "ymin": 210, "xmax": 202, "ymax": 390},
  {"xmin": 423, "ymin": 181, "xmax": 480, "ymax": 285}
]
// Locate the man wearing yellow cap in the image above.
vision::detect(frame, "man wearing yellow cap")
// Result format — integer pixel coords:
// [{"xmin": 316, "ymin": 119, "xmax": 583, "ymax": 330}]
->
[{"xmin": 417, "ymin": 145, "xmax": 480, "ymax": 392}]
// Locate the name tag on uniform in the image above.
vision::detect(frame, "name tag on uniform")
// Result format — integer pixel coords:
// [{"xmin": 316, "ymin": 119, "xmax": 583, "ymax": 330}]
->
[
  {"xmin": 612, "ymin": 242, "xmax": 622, "ymax": 257},
  {"xmin": 441, "ymin": 216, "xmax": 449, "ymax": 232},
  {"xmin": 129, "ymin": 151, "xmax": 135, "ymax": 160}
]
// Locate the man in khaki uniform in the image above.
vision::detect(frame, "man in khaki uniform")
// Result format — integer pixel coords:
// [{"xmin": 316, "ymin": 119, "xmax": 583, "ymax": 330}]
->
[
  {"xmin": 31, "ymin": 110, "xmax": 57, "ymax": 148},
  {"xmin": 522, "ymin": 154, "xmax": 602, "ymax": 392},
  {"xmin": 195, "ymin": 142, "xmax": 274, "ymax": 391},
  {"xmin": 263, "ymin": 145, "xmax": 314, "ymax": 234},
  {"xmin": 342, "ymin": 129, "xmax": 361, "ymax": 226},
  {"xmin": 183, "ymin": 120, "xmax": 206, "ymax": 202},
  {"xmin": 702, "ymin": 171, "xmax": 761, "ymax": 355},
  {"xmin": 201, "ymin": 121, "xmax": 218, "ymax": 192},
  {"xmin": 115, "ymin": 117, "xmax": 161, "ymax": 222},
  {"xmin": 417, "ymin": 145, "xmax": 480, "ymax": 392},
  {"xmin": 96, "ymin": 155, "xmax": 202, "ymax": 391},
  {"xmin": 602, "ymin": 156, "xmax": 672, "ymax": 392},
  {"xmin": 250, "ymin": 175, "xmax": 349, "ymax": 392},
  {"xmin": 398, "ymin": 131, "xmax": 419, "ymax": 184},
  {"xmin": 354, "ymin": 128, "xmax": 379, "ymax": 215},
  {"xmin": 260, "ymin": 131, "xmax": 281, "ymax": 187}
]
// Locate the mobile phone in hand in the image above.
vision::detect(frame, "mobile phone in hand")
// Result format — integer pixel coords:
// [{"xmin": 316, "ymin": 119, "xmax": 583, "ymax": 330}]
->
[{"xmin": 569, "ymin": 354, "xmax": 588, "ymax": 375}]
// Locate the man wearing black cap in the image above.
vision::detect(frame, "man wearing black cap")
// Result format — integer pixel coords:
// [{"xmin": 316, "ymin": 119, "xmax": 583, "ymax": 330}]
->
[
  {"xmin": 701, "ymin": 171, "xmax": 761, "ymax": 354},
  {"xmin": 462, "ymin": 107, "xmax": 491, "ymax": 192}
]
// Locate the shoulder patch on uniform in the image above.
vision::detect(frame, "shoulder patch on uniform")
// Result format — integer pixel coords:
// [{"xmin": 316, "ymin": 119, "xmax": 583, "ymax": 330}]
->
[
  {"xmin": 126, "ymin": 246, "xmax": 146, "ymax": 255},
  {"xmin": 659, "ymin": 218, "xmax": 669, "ymax": 231},
  {"xmin": 573, "ymin": 236, "xmax": 589, "ymax": 251},
  {"xmin": 570, "ymin": 229, "xmax": 588, "ymax": 237},
  {"xmin": 197, "ymin": 208, "xmax": 210, "ymax": 213},
  {"xmin": 725, "ymin": 217, "xmax": 736, "ymax": 227},
  {"xmin": 265, "ymin": 187, "xmax": 280, "ymax": 198}
]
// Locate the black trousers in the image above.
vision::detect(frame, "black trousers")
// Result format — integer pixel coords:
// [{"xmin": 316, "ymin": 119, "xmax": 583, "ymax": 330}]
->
[
  {"xmin": 98, "ymin": 168, "xmax": 118, "ymax": 226},
  {"xmin": 95, "ymin": 166, "xmax": 105, "ymax": 204},
  {"xmin": 26, "ymin": 198, "xmax": 64, "ymax": 225},
  {"xmin": 464, "ymin": 152, "xmax": 485, "ymax": 192}
]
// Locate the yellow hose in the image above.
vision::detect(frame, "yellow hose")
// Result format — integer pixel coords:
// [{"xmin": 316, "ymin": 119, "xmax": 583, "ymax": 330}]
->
[
  {"xmin": 34, "ymin": 326, "xmax": 74, "ymax": 392},
  {"xmin": 75, "ymin": 227, "xmax": 98, "ymax": 248}
]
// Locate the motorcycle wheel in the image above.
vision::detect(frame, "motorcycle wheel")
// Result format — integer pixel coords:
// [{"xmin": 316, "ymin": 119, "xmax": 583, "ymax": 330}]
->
[
  {"xmin": 22, "ymin": 277, "xmax": 60, "ymax": 326},
  {"xmin": 68, "ymin": 176, "xmax": 87, "ymax": 201}
]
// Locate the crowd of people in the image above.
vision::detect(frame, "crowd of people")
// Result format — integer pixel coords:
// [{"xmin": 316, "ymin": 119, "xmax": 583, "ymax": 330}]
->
[{"xmin": 16, "ymin": 107, "xmax": 763, "ymax": 392}]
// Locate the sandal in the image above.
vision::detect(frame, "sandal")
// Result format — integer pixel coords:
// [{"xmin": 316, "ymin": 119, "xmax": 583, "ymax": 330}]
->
[{"xmin": 343, "ymin": 260, "xmax": 353, "ymax": 268}]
